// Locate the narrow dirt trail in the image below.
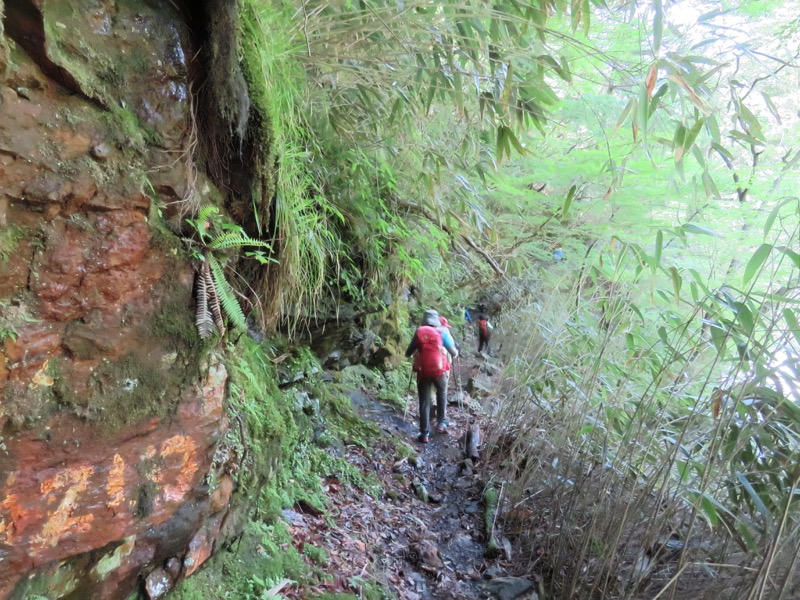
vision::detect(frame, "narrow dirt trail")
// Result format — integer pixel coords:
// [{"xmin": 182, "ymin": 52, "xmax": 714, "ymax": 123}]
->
[{"xmin": 280, "ymin": 339, "xmax": 529, "ymax": 599}]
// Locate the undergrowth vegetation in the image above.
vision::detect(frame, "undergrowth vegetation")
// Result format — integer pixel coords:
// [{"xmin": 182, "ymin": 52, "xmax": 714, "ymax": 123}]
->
[{"xmin": 486, "ymin": 195, "xmax": 800, "ymax": 598}]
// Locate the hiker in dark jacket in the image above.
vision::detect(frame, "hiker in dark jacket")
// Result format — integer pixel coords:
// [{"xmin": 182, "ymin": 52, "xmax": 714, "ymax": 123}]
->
[{"xmin": 405, "ymin": 309, "xmax": 458, "ymax": 443}]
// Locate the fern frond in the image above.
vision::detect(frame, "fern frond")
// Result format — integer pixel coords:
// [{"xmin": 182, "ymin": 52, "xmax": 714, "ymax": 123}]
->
[
  {"xmin": 196, "ymin": 205, "xmax": 219, "ymax": 227},
  {"xmin": 208, "ymin": 254, "xmax": 247, "ymax": 332},
  {"xmin": 208, "ymin": 232, "xmax": 273, "ymax": 251},
  {"xmin": 205, "ymin": 259, "xmax": 226, "ymax": 337},
  {"xmin": 195, "ymin": 262, "xmax": 215, "ymax": 340}
]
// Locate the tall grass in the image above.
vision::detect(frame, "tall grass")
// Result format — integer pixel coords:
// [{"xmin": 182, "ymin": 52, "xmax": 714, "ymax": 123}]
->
[
  {"xmin": 486, "ymin": 205, "xmax": 800, "ymax": 599},
  {"xmin": 239, "ymin": 0, "xmax": 343, "ymax": 331}
]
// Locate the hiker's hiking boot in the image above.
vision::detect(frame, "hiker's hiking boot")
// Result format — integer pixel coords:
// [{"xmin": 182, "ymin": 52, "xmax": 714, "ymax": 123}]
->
[
  {"xmin": 436, "ymin": 422, "xmax": 448, "ymax": 434},
  {"xmin": 417, "ymin": 433, "xmax": 430, "ymax": 444}
]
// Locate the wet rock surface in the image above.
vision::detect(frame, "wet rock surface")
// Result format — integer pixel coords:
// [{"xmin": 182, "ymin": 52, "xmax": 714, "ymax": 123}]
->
[{"xmin": 0, "ymin": 1, "xmax": 239, "ymax": 598}]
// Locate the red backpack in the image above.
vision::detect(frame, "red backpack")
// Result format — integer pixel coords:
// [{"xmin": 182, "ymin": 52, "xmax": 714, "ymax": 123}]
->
[
  {"xmin": 478, "ymin": 319, "xmax": 490, "ymax": 337},
  {"xmin": 412, "ymin": 325, "xmax": 446, "ymax": 378}
]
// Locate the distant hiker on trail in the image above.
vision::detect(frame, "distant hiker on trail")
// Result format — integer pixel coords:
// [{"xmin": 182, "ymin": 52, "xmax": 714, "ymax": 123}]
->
[
  {"xmin": 405, "ymin": 309, "xmax": 458, "ymax": 443},
  {"xmin": 476, "ymin": 311, "xmax": 493, "ymax": 355}
]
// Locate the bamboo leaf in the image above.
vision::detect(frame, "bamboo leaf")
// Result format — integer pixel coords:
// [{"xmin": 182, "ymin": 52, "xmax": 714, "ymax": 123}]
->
[
  {"xmin": 638, "ymin": 82, "xmax": 649, "ymax": 149},
  {"xmin": 653, "ymin": 229, "xmax": 663, "ymax": 271},
  {"xmin": 763, "ymin": 197, "xmax": 798, "ymax": 238},
  {"xmin": 648, "ymin": 82, "xmax": 668, "ymax": 116},
  {"xmin": 673, "ymin": 123, "xmax": 686, "ymax": 163},
  {"xmin": 582, "ymin": 0, "xmax": 591, "ymax": 36},
  {"xmin": 670, "ymin": 266, "xmax": 682, "ymax": 306},
  {"xmin": 743, "ymin": 243, "xmax": 772, "ymax": 285},
  {"xmin": 706, "ymin": 114, "xmax": 721, "ymax": 144},
  {"xmin": 701, "ymin": 171, "xmax": 720, "ymax": 198},
  {"xmin": 683, "ymin": 118, "xmax": 705, "ymax": 152},
  {"xmin": 561, "ymin": 184, "xmax": 576, "ymax": 220},
  {"xmin": 777, "ymin": 245, "xmax": 800, "ymax": 268},
  {"xmin": 734, "ymin": 302, "xmax": 754, "ymax": 336},
  {"xmin": 681, "ymin": 223, "xmax": 720, "ymax": 237},
  {"xmin": 784, "ymin": 308, "xmax": 800, "ymax": 347},
  {"xmin": 735, "ymin": 471, "xmax": 773, "ymax": 526},
  {"xmin": 560, "ymin": 55, "xmax": 572, "ymax": 82},
  {"xmin": 653, "ymin": 0, "xmax": 664, "ymax": 56},
  {"xmin": 505, "ymin": 127, "xmax": 527, "ymax": 155},
  {"xmin": 615, "ymin": 97, "xmax": 636, "ymax": 131},
  {"xmin": 668, "ymin": 73, "xmax": 711, "ymax": 114},
  {"xmin": 761, "ymin": 91, "xmax": 781, "ymax": 124}
]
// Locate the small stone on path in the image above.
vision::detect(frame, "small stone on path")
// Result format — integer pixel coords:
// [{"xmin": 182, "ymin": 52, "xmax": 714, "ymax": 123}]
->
[
  {"xmin": 281, "ymin": 508, "xmax": 307, "ymax": 527},
  {"xmin": 419, "ymin": 540, "xmax": 444, "ymax": 570},
  {"xmin": 91, "ymin": 143, "xmax": 111, "ymax": 161},
  {"xmin": 481, "ymin": 576, "xmax": 534, "ymax": 600},
  {"xmin": 412, "ymin": 479, "xmax": 429, "ymax": 503}
]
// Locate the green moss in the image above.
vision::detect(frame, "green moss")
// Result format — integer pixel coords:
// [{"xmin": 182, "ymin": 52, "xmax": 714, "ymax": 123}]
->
[
  {"xmin": 0, "ymin": 225, "xmax": 23, "ymax": 262},
  {"xmin": 171, "ymin": 520, "xmax": 311, "ymax": 600},
  {"xmin": 483, "ymin": 485, "xmax": 500, "ymax": 552},
  {"xmin": 150, "ymin": 298, "xmax": 208, "ymax": 357},
  {"xmin": 224, "ymin": 336, "xmax": 301, "ymax": 506},
  {"xmin": 303, "ymin": 543, "xmax": 329, "ymax": 566},
  {"xmin": 319, "ymin": 387, "xmax": 381, "ymax": 450},
  {"xmin": 0, "ymin": 0, "xmax": 8, "ymax": 83},
  {"xmin": 377, "ymin": 366, "xmax": 413, "ymax": 410},
  {"xmin": 101, "ymin": 106, "xmax": 162, "ymax": 150},
  {"xmin": 338, "ymin": 364, "xmax": 383, "ymax": 389},
  {"xmin": 51, "ymin": 348, "xmax": 183, "ymax": 432},
  {"xmin": 171, "ymin": 341, "xmax": 394, "ymax": 596}
]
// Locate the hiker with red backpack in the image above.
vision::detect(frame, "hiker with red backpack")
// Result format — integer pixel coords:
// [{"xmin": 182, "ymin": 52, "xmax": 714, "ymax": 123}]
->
[
  {"xmin": 405, "ymin": 309, "xmax": 459, "ymax": 443},
  {"xmin": 476, "ymin": 310, "xmax": 492, "ymax": 355}
]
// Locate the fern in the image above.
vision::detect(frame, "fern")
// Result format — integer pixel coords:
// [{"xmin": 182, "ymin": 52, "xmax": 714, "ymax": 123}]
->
[
  {"xmin": 196, "ymin": 205, "xmax": 219, "ymax": 228},
  {"xmin": 208, "ymin": 232, "xmax": 272, "ymax": 251},
  {"xmin": 205, "ymin": 258, "xmax": 226, "ymax": 336},
  {"xmin": 188, "ymin": 205, "xmax": 274, "ymax": 339},
  {"xmin": 195, "ymin": 261, "xmax": 216, "ymax": 340},
  {"xmin": 208, "ymin": 254, "xmax": 248, "ymax": 332}
]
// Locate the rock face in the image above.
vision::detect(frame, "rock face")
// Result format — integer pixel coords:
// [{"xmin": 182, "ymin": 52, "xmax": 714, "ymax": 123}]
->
[{"xmin": 0, "ymin": 1, "xmax": 240, "ymax": 597}]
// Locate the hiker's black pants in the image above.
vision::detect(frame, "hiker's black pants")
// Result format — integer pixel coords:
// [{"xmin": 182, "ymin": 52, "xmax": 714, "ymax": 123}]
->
[
  {"xmin": 417, "ymin": 373, "xmax": 447, "ymax": 435},
  {"xmin": 478, "ymin": 332, "xmax": 491, "ymax": 354}
]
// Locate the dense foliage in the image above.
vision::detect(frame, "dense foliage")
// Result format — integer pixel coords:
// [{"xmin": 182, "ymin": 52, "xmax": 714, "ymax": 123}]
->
[{"xmin": 195, "ymin": 0, "xmax": 800, "ymax": 597}]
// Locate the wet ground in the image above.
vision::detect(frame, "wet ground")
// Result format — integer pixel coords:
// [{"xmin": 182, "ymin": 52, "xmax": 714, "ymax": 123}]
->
[
  {"xmin": 316, "ymin": 347, "xmax": 507, "ymax": 599},
  {"xmin": 279, "ymin": 343, "xmax": 511, "ymax": 599}
]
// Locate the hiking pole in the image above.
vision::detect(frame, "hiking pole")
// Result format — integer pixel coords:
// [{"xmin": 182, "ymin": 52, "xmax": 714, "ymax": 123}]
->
[
  {"xmin": 403, "ymin": 369, "xmax": 414, "ymax": 423},
  {"xmin": 455, "ymin": 356, "xmax": 464, "ymax": 412}
]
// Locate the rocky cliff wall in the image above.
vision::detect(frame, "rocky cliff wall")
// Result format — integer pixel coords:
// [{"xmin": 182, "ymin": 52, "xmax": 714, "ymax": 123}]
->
[{"xmin": 0, "ymin": 1, "xmax": 242, "ymax": 597}]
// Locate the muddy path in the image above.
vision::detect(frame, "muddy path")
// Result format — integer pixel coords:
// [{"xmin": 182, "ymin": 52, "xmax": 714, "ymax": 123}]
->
[
  {"xmin": 283, "ymin": 340, "xmax": 534, "ymax": 600},
  {"xmin": 350, "ymin": 352, "xmax": 491, "ymax": 599}
]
